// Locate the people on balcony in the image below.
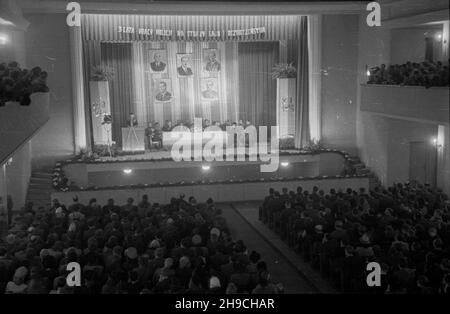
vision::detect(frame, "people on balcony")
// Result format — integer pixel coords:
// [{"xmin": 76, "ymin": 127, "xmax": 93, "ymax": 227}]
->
[{"xmin": 367, "ymin": 60, "xmax": 449, "ymax": 88}]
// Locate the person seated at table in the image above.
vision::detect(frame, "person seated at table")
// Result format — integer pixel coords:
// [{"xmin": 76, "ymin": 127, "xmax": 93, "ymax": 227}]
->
[
  {"xmin": 203, "ymin": 119, "xmax": 211, "ymax": 130},
  {"xmin": 221, "ymin": 120, "xmax": 231, "ymax": 131},
  {"xmin": 145, "ymin": 122, "xmax": 154, "ymax": 150},
  {"xmin": 162, "ymin": 120, "xmax": 173, "ymax": 132},
  {"xmin": 152, "ymin": 122, "xmax": 163, "ymax": 147}
]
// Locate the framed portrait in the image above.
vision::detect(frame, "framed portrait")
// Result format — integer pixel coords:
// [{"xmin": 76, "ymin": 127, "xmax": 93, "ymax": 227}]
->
[
  {"xmin": 200, "ymin": 78, "xmax": 219, "ymax": 101},
  {"xmin": 149, "ymin": 49, "xmax": 168, "ymax": 74},
  {"xmin": 154, "ymin": 78, "xmax": 173, "ymax": 102},
  {"xmin": 202, "ymin": 48, "xmax": 221, "ymax": 73},
  {"xmin": 176, "ymin": 53, "xmax": 194, "ymax": 77}
]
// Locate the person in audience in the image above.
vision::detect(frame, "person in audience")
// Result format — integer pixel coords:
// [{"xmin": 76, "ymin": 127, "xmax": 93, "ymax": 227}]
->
[
  {"xmin": 368, "ymin": 60, "xmax": 449, "ymax": 87},
  {"xmin": 260, "ymin": 182, "xmax": 450, "ymax": 293},
  {"xmin": 1, "ymin": 194, "xmax": 279, "ymax": 294}
]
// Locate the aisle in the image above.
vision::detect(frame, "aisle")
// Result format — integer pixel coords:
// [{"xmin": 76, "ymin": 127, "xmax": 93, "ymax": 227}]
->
[{"xmin": 218, "ymin": 203, "xmax": 318, "ymax": 293}]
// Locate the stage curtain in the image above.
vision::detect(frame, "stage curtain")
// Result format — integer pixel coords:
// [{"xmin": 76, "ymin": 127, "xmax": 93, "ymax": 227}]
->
[
  {"xmin": 100, "ymin": 42, "xmax": 134, "ymax": 146},
  {"xmin": 238, "ymin": 41, "xmax": 279, "ymax": 126},
  {"xmin": 294, "ymin": 16, "xmax": 310, "ymax": 149}
]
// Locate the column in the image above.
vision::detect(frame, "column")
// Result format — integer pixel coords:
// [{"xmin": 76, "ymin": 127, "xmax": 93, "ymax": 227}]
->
[
  {"xmin": 0, "ymin": 164, "xmax": 8, "ymax": 236},
  {"xmin": 437, "ymin": 125, "xmax": 450, "ymax": 196},
  {"xmin": 69, "ymin": 25, "xmax": 87, "ymax": 152}
]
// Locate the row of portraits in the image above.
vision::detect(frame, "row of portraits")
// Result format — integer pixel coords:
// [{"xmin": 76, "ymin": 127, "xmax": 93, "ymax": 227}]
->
[
  {"xmin": 154, "ymin": 78, "xmax": 219, "ymax": 102},
  {"xmin": 149, "ymin": 48, "xmax": 221, "ymax": 75}
]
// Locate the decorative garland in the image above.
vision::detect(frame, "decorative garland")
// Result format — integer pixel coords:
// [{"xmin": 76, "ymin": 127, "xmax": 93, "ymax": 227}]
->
[{"xmin": 51, "ymin": 149, "xmax": 366, "ymax": 192}]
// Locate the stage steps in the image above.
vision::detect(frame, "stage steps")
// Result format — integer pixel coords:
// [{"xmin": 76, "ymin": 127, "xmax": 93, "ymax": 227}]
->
[
  {"xmin": 25, "ymin": 172, "xmax": 54, "ymax": 210},
  {"xmin": 346, "ymin": 155, "xmax": 381, "ymax": 190}
]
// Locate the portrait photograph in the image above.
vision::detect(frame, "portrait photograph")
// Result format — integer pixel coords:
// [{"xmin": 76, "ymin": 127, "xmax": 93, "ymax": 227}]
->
[
  {"xmin": 176, "ymin": 53, "xmax": 194, "ymax": 77},
  {"xmin": 200, "ymin": 78, "xmax": 219, "ymax": 101},
  {"xmin": 203, "ymin": 48, "xmax": 221, "ymax": 73},
  {"xmin": 154, "ymin": 78, "xmax": 173, "ymax": 102},
  {"xmin": 149, "ymin": 49, "xmax": 168, "ymax": 74}
]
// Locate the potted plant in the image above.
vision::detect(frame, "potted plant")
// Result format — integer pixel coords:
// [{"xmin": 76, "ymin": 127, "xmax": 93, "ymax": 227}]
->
[
  {"xmin": 89, "ymin": 66, "xmax": 113, "ymax": 146},
  {"xmin": 272, "ymin": 62, "xmax": 297, "ymax": 138},
  {"xmin": 271, "ymin": 62, "xmax": 297, "ymax": 79}
]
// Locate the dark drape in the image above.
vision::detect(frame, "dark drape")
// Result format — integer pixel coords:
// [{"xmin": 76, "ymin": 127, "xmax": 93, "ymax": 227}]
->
[
  {"xmin": 101, "ymin": 43, "xmax": 134, "ymax": 146},
  {"xmin": 294, "ymin": 16, "xmax": 310, "ymax": 148},
  {"xmin": 238, "ymin": 42, "xmax": 279, "ymax": 126}
]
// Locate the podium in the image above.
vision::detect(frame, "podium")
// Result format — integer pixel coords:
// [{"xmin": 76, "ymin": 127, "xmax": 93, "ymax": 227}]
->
[{"xmin": 121, "ymin": 127, "xmax": 145, "ymax": 151}]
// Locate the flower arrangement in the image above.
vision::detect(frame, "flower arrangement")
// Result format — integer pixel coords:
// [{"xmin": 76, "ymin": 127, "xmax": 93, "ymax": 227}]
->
[
  {"xmin": 271, "ymin": 62, "xmax": 297, "ymax": 79},
  {"xmin": 90, "ymin": 65, "xmax": 114, "ymax": 81},
  {"xmin": 50, "ymin": 148, "xmax": 372, "ymax": 192},
  {"xmin": 302, "ymin": 139, "xmax": 325, "ymax": 153},
  {"xmin": 0, "ymin": 62, "xmax": 49, "ymax": 106}
]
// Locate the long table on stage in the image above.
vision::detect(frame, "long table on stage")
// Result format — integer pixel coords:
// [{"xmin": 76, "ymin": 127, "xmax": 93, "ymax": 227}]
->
[
  {"xmin": 122, "ymin": 127, "xmax": 145, "ymax": 151},
  {"xmin": 122, "ymin": 128, "xmax": 236, "ymax": 151}
]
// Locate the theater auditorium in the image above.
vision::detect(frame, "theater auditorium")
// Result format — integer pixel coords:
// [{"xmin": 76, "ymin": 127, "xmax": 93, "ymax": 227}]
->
[{"xmin": 0, "ymin": 0, "xmax": 449, "ymax": 295}]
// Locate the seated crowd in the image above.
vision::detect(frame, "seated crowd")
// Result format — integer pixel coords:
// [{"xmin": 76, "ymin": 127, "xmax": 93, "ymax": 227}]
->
[
  {"xmin": 0, "ymin": 195, "xmax": 282, "ymax": 294},
  {"xmin": 367, "ymin": 60, "xmax": 449, "ymax": 87},
  {"xmin": 260, "ymin": 182, "xmax": 450, "ymax": 294}
]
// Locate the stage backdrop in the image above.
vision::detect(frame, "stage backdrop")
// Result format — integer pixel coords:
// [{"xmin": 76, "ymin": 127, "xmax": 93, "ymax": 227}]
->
[
  {"xmin": 84, "ymin": 41, "xmax": 278, "ymax": 145},
  {"xmin": 81, "ymin": 15, "xmax": 309, "ymax": 147}
]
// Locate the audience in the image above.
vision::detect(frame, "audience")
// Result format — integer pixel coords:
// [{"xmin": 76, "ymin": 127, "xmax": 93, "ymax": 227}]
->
[
  {"xmin": 0, "ymin": 195, "xmax": 281, "ymax": 294},
  {"xmin": 0, "ymin": 61, "xmax": 49, "ymax": 106},
  {"xmin": 261, "ymin": 182, "xmax": 450, "ymax": 294},
  {"xmin": 367, "ymin": 60, "xmax": 449, "ymax": 88}
]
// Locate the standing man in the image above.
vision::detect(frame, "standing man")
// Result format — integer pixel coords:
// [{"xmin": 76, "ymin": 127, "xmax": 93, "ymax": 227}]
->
[
  {"xmin": 127, "ymin": 112, "xmax": 138, "ymax": 127},
  {"xmin": 145, "ymin": 122, "xmax": 154, "ymax": 150}
]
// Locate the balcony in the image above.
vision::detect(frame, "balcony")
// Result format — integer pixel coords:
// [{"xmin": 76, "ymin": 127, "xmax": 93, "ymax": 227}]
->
[
  {"xmin": 360, "ymin": 84, "xmax": 449, "ymax": 125},
  {"xmin": 0, "ymin": 93, "xmax": 50, "ymax": 164}
]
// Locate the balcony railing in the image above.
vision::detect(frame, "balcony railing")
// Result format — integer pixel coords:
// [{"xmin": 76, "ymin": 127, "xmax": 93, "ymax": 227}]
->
[
  {"xmin": 360, "ymin": 84, "xmax": 449, "ymax": 125},
  {"xmin": 0, "ymin": 93, "xmax": 50, "ymax": 164}
]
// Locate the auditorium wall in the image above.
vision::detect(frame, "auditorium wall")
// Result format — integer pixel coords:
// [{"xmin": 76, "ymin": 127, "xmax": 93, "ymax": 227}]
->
[
  {"xmin": 390, "ymin": 27, "xmax": 444, "ymax": 64},
  {"xmin": 320, "ymin": 14, "xmax": 359, "ymax": 155},
  {"xmin": 5, "ymin": 142, "xmax": 32, "ymax": 211},
  {"xmin": 24, "ymin": 14, "xmax": 75, "ymax": 171}
]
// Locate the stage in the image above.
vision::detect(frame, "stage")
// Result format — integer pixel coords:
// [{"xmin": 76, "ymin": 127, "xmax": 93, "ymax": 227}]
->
[{"xmin": 51, "ymin": 150, "xmax": 370, "ymax": 205}]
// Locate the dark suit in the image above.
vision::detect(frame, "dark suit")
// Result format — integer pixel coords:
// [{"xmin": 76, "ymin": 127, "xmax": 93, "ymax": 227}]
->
[
  {"xmin": 127, "ymin": 117, "xmax": 138, "ymax": 127},
  {"xmin": 156, "ymin": 91, "xmax": 172, "ymax": 102},
  {"xmin": 150, "ymin": 61, "xmax": 166, "ymax": 72},
  {"xmin": 205, "ymin": 61, "xmax": 221, "ymax": 72},
  {"xmin": 177, "ymin": 66, "xmax": 193, "ymax": 76}
]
